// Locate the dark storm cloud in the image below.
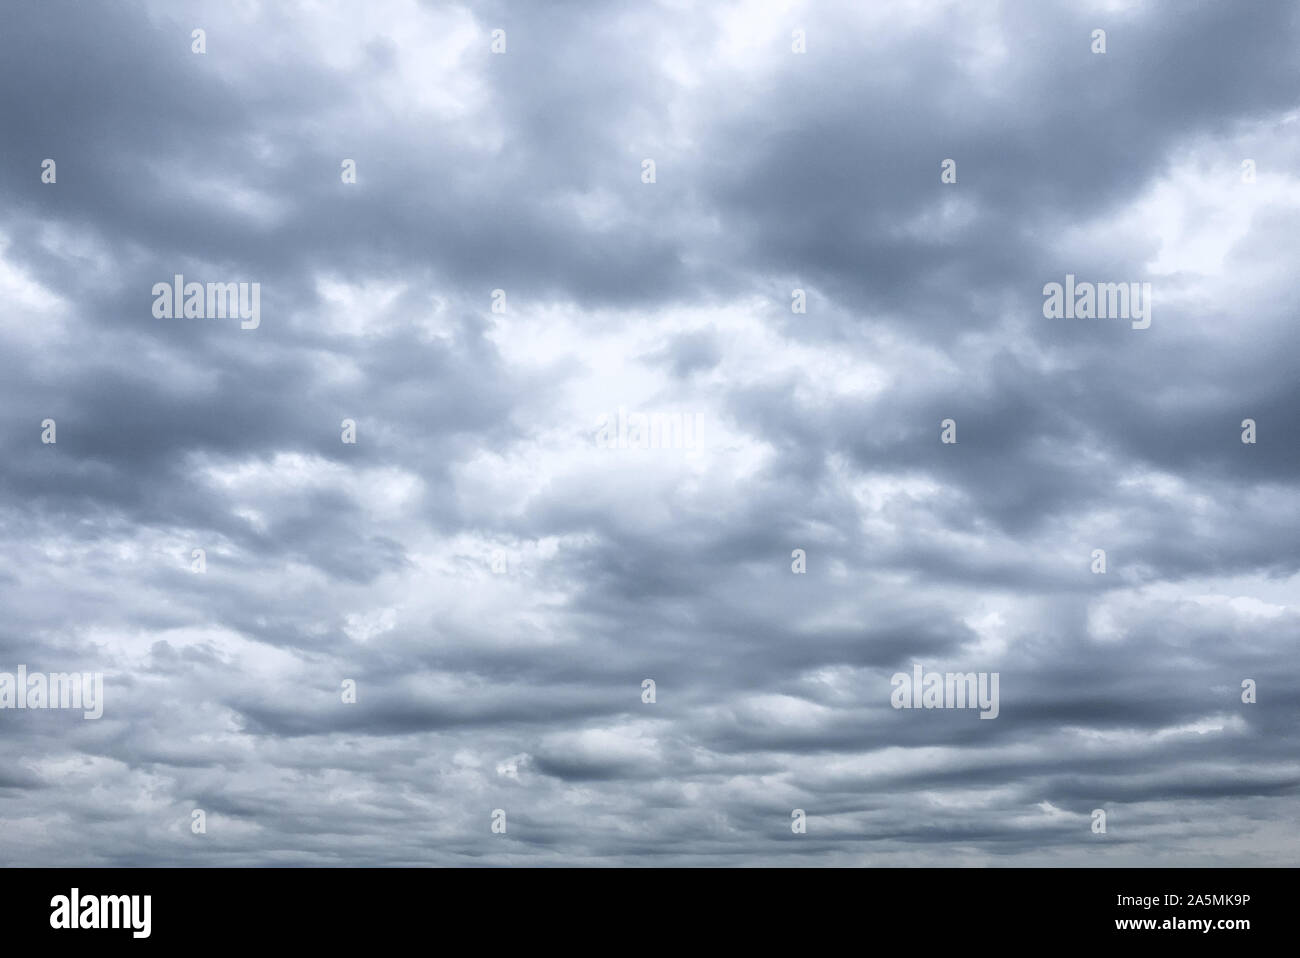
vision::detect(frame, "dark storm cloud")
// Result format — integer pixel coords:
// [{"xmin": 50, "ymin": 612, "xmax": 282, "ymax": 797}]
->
[{"xmin": 0, "ymin": 0, "xmax": 1296, "ymax": 867}]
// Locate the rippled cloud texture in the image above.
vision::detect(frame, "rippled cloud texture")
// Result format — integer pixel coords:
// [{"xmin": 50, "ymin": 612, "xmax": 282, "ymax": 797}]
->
[{"xmin": 1, "ymin": 0, "xmax": 1298, "ymax": 866}]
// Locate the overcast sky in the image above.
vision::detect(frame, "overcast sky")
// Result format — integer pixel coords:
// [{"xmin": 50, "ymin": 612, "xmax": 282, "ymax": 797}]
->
[{"xmin": 0, "ymin": 0, "xmax": 1297, "ymax": 866}]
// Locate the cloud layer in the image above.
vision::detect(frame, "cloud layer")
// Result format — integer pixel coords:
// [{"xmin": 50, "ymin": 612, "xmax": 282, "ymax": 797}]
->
[{"xmin": 0, "ymin": 0, "xmax": 1297, "ymax": 866}]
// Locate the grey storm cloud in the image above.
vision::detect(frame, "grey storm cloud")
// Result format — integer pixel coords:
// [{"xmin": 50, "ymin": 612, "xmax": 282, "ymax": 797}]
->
[{"xmin": 0, "ymin": 0, "xmax": 1297, "ymax": 866}]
